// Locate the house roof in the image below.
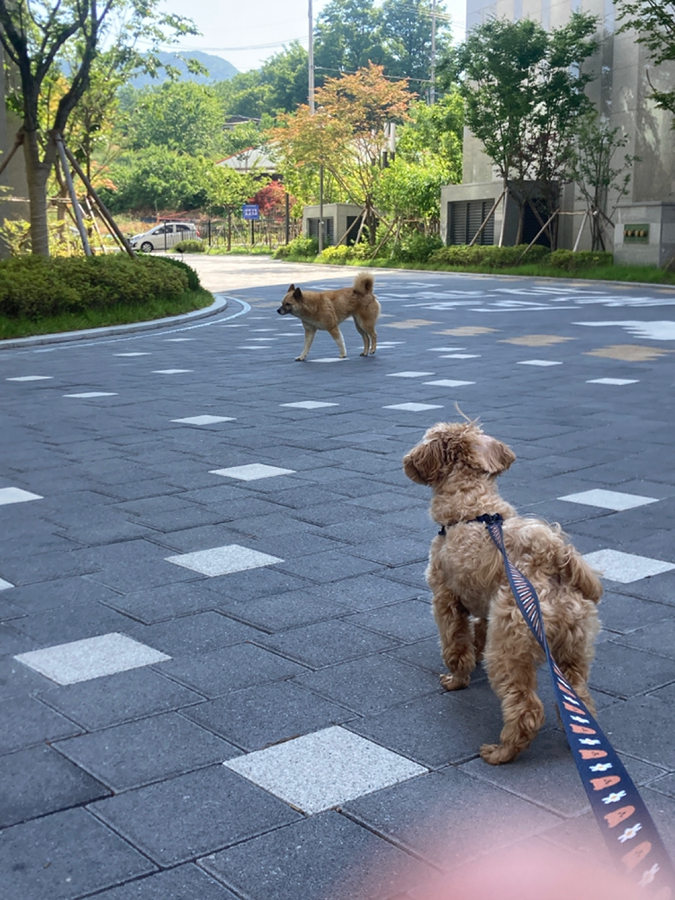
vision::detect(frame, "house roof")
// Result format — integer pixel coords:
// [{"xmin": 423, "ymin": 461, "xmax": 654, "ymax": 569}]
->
[{"xmin": 216, "ymin": 147, "xmax": 277, "ymax": 173}]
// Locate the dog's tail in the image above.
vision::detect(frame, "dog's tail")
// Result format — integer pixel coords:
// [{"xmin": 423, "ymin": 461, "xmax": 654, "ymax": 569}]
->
[
  {"xmin": 353, "ymin": 273, "xmax": 374, "ymax": 295},
  {"xmin": 557, "ymin": 544, "xmax": 603, "ymax": 603}
]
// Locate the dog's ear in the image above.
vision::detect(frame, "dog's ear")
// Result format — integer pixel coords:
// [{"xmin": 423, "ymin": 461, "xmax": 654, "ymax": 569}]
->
[
  {"xmin": 293, "ymin": 287, "xmax": 303, "ymax": 301},
  {"xmin": 287, "ymin": 284, "xmax": 295, "ymax": 291},
  {"xmin": 467, "ymin": 433, "xmax": 515, "ymax": 475},
  {"xmin": 403, "ymin": 437, "xmax": 447, "ymax": 485}
]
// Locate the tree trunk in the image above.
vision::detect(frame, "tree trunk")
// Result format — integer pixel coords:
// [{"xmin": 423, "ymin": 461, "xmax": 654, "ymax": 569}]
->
[{"xmin": 22, "ymin": 130, "xmax": 51, "ymax": 256}]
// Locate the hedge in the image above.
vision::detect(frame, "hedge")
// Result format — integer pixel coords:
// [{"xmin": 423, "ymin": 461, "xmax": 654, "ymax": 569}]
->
[
  {"xmin": 0, "ymin": 254, "xmax": 199, "ymax": 320},
  {"xmin": 172, "ymin": 239, "xmax": 206, "ymax": 254},
  {"xmin": 428, "ymin": 244, "xmax": 551, "ymax": 268},
  {"xmin": 546, "ymin": 250, "xmax": 613, "ymax": 270}
]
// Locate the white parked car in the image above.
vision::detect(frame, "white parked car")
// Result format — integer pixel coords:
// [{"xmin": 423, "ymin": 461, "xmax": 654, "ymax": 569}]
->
[{"xmin": 129, "ymin": 222, "xmax": 200, "ymax": 252}]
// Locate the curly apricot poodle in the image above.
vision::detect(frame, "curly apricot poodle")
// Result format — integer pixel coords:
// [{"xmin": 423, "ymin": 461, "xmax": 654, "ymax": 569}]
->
[{"xmin": 403, "ymin": 420, "xmax": 602, "ymax": 765}]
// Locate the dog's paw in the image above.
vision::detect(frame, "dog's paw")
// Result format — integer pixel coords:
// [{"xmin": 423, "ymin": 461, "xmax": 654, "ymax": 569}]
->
[
  {"xmin": 439, "ymin": 673, "xmax": 469, "ymax": 691},
  {"xmin": 479, "ymin": 742, "xmax": 517, "ymax": 766},
  {"xmin": 295, "ymin": 356, "xmax": 306, "ymax": 362}
]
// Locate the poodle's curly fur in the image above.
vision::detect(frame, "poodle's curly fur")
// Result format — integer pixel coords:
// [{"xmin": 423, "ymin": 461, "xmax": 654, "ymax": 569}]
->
[{"xmin": 403, "ymin": 420, "xmax": 602, "ymax": 765}]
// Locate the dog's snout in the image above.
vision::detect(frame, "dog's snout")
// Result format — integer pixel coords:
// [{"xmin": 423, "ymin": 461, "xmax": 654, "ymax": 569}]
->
[{"xmin": 277, "ymin": 307, "xmax": 287, "ymax": 315}]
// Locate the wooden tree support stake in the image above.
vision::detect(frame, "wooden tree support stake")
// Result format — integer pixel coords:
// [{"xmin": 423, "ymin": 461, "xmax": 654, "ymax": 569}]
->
[
  {"xmin": 55, "ymin": 136, "xmax": 92, "ymax": 256},
  {"xmin": 59, "ymin": 137, "xmax": 136, "ymax": 258}
]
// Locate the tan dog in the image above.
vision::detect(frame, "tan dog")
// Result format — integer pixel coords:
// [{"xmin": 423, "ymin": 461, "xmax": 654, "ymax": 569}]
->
[
  {"xmin": 403, "ymin": 420, "xmax": 602, "ymax": 765},
  {"xmin": 277, "ymin": 273, "xmax": 380, "ymax": 361}
]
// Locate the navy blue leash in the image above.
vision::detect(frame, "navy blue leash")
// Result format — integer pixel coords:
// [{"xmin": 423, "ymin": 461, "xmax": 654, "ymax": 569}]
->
[{"xmin": 475, "ymin": 513, "xmax": 675, "ymax": 894}]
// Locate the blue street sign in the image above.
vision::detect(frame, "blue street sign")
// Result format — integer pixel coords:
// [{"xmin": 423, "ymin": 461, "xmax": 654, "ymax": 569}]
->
[{"xmin": 242, "ymin": 204, "xmax": 260, "ymax": 220}]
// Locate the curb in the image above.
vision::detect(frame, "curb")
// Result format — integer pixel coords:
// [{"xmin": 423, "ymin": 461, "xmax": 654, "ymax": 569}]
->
[{"xmin": 0, "ymin": 293, "xmax": 229, "ymax": 351}]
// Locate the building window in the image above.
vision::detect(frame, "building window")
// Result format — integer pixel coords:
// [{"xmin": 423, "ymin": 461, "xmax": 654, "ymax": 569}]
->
[
  {"xmin": 307, "ymin": 217, "xmax": 335, "ymax": 246},
  {"xmin": 448, "ymin": 200, "xmax": 495, "ymax": 245}
]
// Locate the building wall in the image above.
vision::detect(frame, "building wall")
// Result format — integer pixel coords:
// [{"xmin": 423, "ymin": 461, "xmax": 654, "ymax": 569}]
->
[{"xmin": 457, "ymin": 0, "xmax": 675, "ymax": 257}]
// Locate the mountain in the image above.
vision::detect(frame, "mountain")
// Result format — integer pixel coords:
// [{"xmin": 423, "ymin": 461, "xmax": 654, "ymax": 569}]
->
[{"xmin": 131, "ymin": 51, "xmax": 239, "ymax": 88}]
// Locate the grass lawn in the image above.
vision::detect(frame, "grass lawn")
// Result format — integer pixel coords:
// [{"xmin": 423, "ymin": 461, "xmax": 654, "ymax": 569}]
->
[{"xmin": 0, "ymin": 287, "xmax": 214, "ymax": 341}]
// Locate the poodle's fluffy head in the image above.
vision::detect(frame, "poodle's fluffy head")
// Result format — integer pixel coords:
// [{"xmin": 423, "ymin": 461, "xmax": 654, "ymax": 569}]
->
[{"xmin": 403, "ymin": 421, "xmax": 516, "ymax": 487}]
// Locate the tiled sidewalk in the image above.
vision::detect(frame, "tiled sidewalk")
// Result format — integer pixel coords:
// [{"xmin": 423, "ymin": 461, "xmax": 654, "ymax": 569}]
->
[{"xmin": 1, "ymin": 266, "xmax": 675, "ymax": 899}]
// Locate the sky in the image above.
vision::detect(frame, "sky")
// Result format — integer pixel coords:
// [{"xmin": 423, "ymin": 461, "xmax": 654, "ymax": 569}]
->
[{"xmin": 158, "ymin": 0, "xmax": 466, "ymax": 74}]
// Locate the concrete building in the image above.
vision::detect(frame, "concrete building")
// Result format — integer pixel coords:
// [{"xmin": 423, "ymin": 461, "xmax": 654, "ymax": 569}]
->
[{"xmin": 440, "ymin": 0, "xmax": 675, "ymax": 266}]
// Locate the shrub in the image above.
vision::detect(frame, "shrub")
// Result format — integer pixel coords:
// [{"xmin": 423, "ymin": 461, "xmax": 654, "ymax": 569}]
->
[
  {"xmin": 428, "ymin": 243, "xmax": 551, "ymax": 268},
  {"xmin": 273, "ymin": 236, "xmax": 318, "ymax": 260},
  {"xmin": 546, "ymin": 250, "xmax": 613, "ymax": 270},
  {"xmin": 172, "ymin": 239, "xmax": 206, "ymax": 254},
  {"xmin": 390, "ymin": 232, "xmax": 443, "ymax": 263},
  {"xmin": 158, "ymin": 255, "xmax": 201, "ymax": 291},
  {"xmin": 0, "ymin": 254, "xmax": 195, "ymax": 321},
  {"xmin": 318, "ymin": 244, "xmax": 353, "ymax": 264}
]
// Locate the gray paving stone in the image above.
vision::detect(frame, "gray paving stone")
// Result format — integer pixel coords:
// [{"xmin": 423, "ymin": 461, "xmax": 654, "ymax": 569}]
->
[
  {"xmin": 38, "ymin": 667, "xmax": 203, "ymax": 729},
  {"xmin": 101, "ymin": 581, "xmax": 223, "ymax": 624},
  {"xmin": 274, "ymin": 549, "xmax": 382, "ymax": 583},
  {"xmin": 347, "ymin": 684, "xmax": 503, "ymax": 768},
  {"xmin": 610, "ymin": 571, "xmax": 675, "ymax": 607},
  {"xmin": 345, "ymin": 600, "xmax": 436, "ymax": 643},
  {"xmin": 55, "ymin": 712, "xmax": 239, "ymax": 791},
  {"xmin": 0, "ymin": 548, "xmax": 102, "ymax": 585},
  {"xmin": 611, "ymin": 617, "xmax": 675, "ymax": 658},
  {"xmin": 385, "ymin": 636, "xmax": 458, "ymax": 674},
  {"xmin": 0, "ymin": 596, "xmax": 24, "ymax": 620},
  {"xmin": 345, "ymin": 767, "xmax": 560, "ymax": 869},
  {"xmin": 219, "ymin": 588, "xmax": 354, "ymax": 632},
  {"xmin": 317, "ymin": 574, "xmax": 421, "ymax": 610},
  {"xmin": 292, "ymin": 654, "xmax": 439, "ymax": 715},
  {"xmin": 126, "ymin": 611, "xmax": 264, "ymax": 656},
  {"xmin": 649, "ymin": 772, "xmax": 675, "ymax": 799},
  {"xmin": 205, "ymin": 566, "xmax": 313, "ymax": 603},
  {"xmin": 0, "ymin": 807, "xmax": 156, "ymax": 900},
  {"xmin": 200, "ymin": 811, "xmax": 431, "ymax": 900},
  {"xmin": 0, "ymin": 623, "xmax": 37, "ymax": 656},
  {"xmin": 0, "ymin": 695, "xmax": 82, "ymax": 755},
  {"xmin": 0, "ymin": 744, "xmax": 111, "ymax": 827},
  {"xmin": 598, "ymin": 693, "xmax": 675, "ymax": 769},
  {"xmin": 5, "ymin": 575, "xmax": 122, "ymax": 614},
  {"xmin": 158, "ymin": 643, "xmax": 306, "ymax": 698},
  {"xmin": 597, "ymin": 590, "xmax": 675, "ymax": 635},
  {"xmin": 0, "ymin": 654, "xmax": 52, "ymax": 701},
  {"xmin": 259, "ymin": 619, "xmax": 400, "ymax": 668},
  {"xmin": 460, "ymin": 730, "xmax": 664, "ymax": 818},
  {"xmin": 91, "ymin": 764, "xmax": 301, "ymax": 866},
  {"xmin": 92, "ymin": 865, "xmax": 241, "ymax": 900},
  {"xmin": 183, "ymin": 681, "xmax": 355, "ymax": 751},
  {"xmin": 588, "ymin": 640, "xmax": 675, "ymax": 698},
  {"xmin": 10, "ymin": 603, "xmax": 137, "ymax": 645}
]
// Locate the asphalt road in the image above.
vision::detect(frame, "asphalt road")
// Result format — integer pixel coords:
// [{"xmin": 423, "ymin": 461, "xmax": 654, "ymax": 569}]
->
[{"xmin": 1, "ymin": 259, "xmax": 675, "ymax": 899}]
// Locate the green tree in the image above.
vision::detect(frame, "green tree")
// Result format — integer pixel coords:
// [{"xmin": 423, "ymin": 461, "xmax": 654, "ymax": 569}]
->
[
  {"xmin": 127, "ymin": 81, "xmax": 225, "ymax": 157},
  {"xmin": 396, "ymin": 91, "xmax": 463, "ymax": 180},
  {"xmin": 617, "ymin": 0, "xmax": 675, "ymax": 121},
  {"xmin": 213, "ymin": 42, "xmax": 309, "ymax": 120},
  {"xmin": 381, "ymin": 0, "xmax": 451, "ymax": 95},
  {"xmin": 272, "ymin": 63, "xmax": 411, "ymax": 245},
  {"xmin": 568, "ymin": 112, "xmax": 638, "ymax": 250},
  {"xmin": 0, "ymin": 0, "xmax": 197, "ymax": 255},
  {"xmin": 314, "ymin": 0, "xmax": 385, "ymax": 79},
  {"xmin": 443, "ymin": 13, "xmax": 598, "ymax": 244},
  {"xmin": 102, "ymin": 147, "xmax": 255, "ymax": 213}
]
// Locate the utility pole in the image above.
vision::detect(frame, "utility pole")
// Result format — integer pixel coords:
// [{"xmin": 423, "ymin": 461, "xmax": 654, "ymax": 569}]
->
[
  {"xmin": 308, "ymin": 0, "xmax": 324, "ymax": 253},
  {"xmin": 430, "ymin": 0, "xmax": 437, "ymax": 105},
  {"xmin": 308, "ymin": 0, "xmax": 315, "ymax": 113}
]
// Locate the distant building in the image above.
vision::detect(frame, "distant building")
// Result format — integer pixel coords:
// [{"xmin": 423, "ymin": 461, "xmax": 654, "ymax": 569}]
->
[
  {"xmin": 441, "ymin": 0, "xmax": 675, "ymax": 265},
  {"xmin": 217, "ymin": 147, "xmax": 279, "ymax": 180}
]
